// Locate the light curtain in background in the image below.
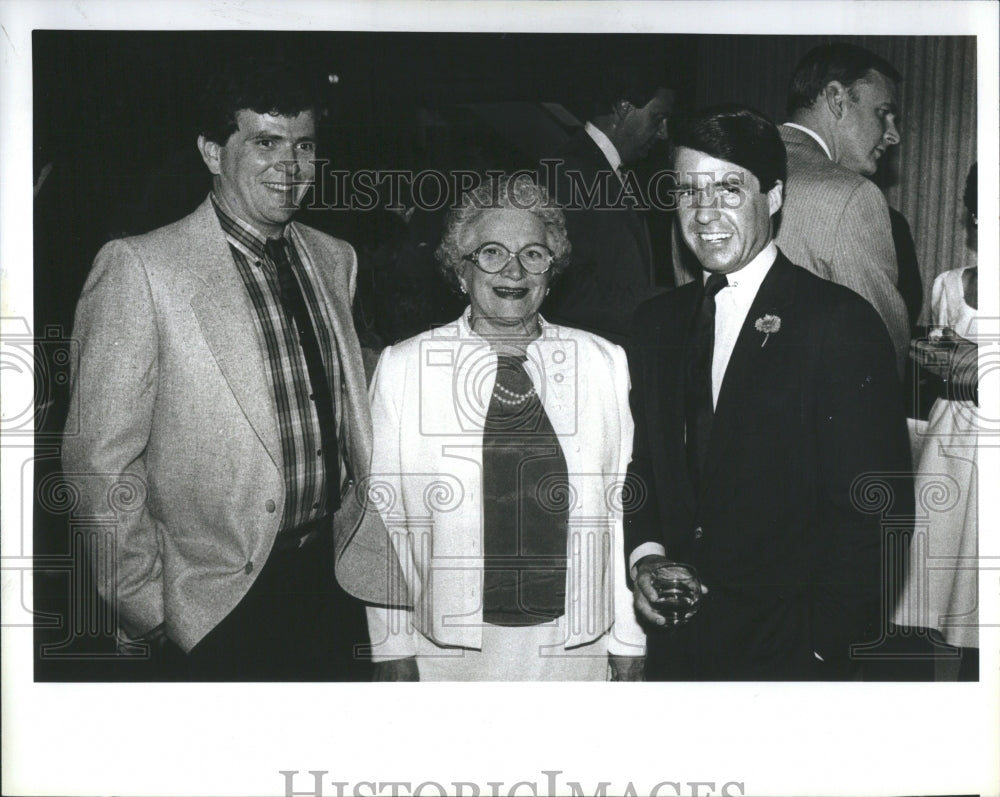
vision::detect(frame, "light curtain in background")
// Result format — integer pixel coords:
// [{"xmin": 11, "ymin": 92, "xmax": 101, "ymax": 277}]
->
[{"xmin": 693, "ymin": 35, "xmax": 977, "ymax": 325}]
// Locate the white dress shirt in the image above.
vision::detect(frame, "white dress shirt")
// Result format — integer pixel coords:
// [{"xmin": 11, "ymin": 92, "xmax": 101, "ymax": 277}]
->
[
  {"xmin": 707, "ymin": 240, "xmax": 778, "ymax": 408},
  {"xmin": 585, "ymin": 121, "xmax": 623, "ymax": 177},
  {"xmin": 781, "ymin": 122, "xmax": 832, "ymax": 160}
]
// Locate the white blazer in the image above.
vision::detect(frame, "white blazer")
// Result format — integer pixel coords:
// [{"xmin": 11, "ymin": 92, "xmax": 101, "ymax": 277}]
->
[{"xmin": 365, "ymin": 311, "xmax": 645, "ymax": 659}]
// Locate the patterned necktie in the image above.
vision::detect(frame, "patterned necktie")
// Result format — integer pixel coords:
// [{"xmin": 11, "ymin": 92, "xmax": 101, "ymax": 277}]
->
[
  {"xmin": 265, "ymin": 236, "xmax": 341, "ymax": 514},
  {"xmin": 684, "ymin": 272, "xmax": 728, "ymax": 492}
]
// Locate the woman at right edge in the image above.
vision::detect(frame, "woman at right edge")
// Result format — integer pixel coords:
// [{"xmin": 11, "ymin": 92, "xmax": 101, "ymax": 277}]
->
[{"xmin": 894, "ymin": 163, "xmax": 980, "ymax": 679}]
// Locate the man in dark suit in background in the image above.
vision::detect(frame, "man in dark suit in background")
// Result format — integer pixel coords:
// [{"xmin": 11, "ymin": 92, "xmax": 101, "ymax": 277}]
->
[
  {"xmin": 626, "ymin": 106, "xmax": 912, "ymax": 680},
  {"xmin": 540, "ymin": 69, "xmax": 673, "ymax": 345},
  {"xmin": 888, "ymin": 207, "xmax": 923, "ymax": 335}
]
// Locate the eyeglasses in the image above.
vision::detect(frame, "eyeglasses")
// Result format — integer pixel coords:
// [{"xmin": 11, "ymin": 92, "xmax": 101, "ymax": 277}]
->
[{"xmin": 463, "ymin": 242, "xmax": 554, "ymax": 275}]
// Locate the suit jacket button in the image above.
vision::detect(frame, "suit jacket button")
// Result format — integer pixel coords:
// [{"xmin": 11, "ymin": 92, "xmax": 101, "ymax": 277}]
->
[
  {"xmin": 693, "ymin": 526, "xmax": 704, "ymax": 539},
  {"xmin": 265, "ymin": 499, "xmax": 276, "ymax": 513},
  {"xmin": 244, "ymin": 561, "xmax": 254, "ymax": 575}
]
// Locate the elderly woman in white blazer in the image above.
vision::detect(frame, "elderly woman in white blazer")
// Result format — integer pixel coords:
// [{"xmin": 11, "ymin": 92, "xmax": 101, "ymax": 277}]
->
[{"xmin": 366, "ymin": 175, "xmax": 645, "ymax": 681}]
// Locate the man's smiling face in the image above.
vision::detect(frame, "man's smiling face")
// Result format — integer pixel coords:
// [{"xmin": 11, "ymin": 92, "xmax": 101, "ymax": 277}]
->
[
  {"xmin": 674, "ymin": 146, "xmax": 782, "ymax": 275},
  {"xmin": 201, "ymin": 108, "xmax": 316, "ymax": 236}
]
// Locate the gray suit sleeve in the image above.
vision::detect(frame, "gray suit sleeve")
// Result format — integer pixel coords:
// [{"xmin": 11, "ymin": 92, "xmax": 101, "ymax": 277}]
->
[
  {"xmin": 831, "ymin": 181, "xmax": 911, "ymax": 376},
  {"xmin": 62, "ymin": 240, "xmax": 165, "ymax": 638}
]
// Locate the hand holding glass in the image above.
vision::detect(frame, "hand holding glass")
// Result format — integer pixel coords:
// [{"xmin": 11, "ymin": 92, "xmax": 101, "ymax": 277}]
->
[{"xmin": 650, "ymin": 563, "xmax": 703, "ymax": 625}]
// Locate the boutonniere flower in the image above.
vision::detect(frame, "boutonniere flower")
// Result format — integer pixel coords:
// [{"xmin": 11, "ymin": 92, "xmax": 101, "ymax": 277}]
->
[{"xmin": 754, "ymin": 314, "xmax": 781, "ymax": 347}]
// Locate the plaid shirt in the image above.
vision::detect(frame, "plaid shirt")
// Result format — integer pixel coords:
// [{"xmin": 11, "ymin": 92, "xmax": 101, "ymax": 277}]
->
[{"xmin": 212, "ymin": 195, "xmax": 342, "ymax": 531}]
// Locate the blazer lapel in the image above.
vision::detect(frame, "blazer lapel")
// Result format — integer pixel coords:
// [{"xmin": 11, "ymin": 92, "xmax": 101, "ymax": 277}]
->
[
  {"xmin": 699, "ymin": 255, "xmax": 797, "ymax": 493},
  {"xmin": 187, "ymin": 202, "xmax": 282, "ymax": 468},
  {"xmin": 531, "ymin": 322, "xmax": 577, "ymax": 438},
  {"xmin": 292, "ymin": 227, "xmax": 372, "ymax": 477}
]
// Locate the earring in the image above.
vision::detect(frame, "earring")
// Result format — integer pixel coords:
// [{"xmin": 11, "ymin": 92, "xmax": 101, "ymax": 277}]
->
[
  {"xmin": 545, "ymin": 288, "xmax": 550, "ymax": 296},
  {"xmin": 460, "ymin": 283, "xmax": 468, "ymax": 294}
]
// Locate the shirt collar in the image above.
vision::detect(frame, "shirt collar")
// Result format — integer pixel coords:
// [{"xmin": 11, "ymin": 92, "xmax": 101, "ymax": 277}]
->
[
  {"xmin": 782, "ymin": 122, "xmax": 832, "ymax": 160},
  {"xmin": 702, "ymin": 240, "xmax": 778, "ymax": 293},
  {"xmin": 210, "ymin": 192, "xmax": 288, "ymax": 262},
  {"xmin": 584, "ymin": 122, "xmax": 623, "ymax": 174}
]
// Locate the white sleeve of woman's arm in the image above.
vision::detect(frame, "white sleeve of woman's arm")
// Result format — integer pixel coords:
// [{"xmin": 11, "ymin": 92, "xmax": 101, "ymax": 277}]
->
[
  {"xmin": 606, "ymin": 344, "xmax": 647, "ymax": 657},
  {"xmin": 366, "ymin": 346, "xmax": 418, "ymax": 660},
  {"xmin": 930, "ymin": 271, "xmax": 951, "ymax": 328}
]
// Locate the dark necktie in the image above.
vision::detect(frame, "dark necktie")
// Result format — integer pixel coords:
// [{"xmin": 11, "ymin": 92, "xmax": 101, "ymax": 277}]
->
[
  {"xmin": 684, "ymin": 272, "xmax": 728, "ymax": 492},
  {"xmin": 265, "ymin": 236, "xmax": 341, "ymax": 514}
]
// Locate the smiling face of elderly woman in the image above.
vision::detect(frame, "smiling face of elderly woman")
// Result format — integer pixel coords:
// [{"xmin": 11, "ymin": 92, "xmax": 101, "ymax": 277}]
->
[{"xmin": 457, "ymin": 207, "xmax": 554, "ymax": 341}]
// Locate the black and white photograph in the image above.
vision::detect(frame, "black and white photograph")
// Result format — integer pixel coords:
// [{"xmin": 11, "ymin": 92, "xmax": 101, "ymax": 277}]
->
[{"xmin": 2, "ymin": 1, "xmax": 998, "ymax": 796}]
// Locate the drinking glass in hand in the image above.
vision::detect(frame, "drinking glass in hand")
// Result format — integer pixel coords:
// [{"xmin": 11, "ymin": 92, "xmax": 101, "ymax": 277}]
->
[{"xmin": 651, "ymin": 563, "xmax": 702, "ymax": 625}]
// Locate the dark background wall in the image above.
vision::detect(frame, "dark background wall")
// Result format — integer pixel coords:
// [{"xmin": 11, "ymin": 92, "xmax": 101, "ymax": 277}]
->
[
  {"xmin": 34, "ymin": 31, "xmax": 976, "ymax": 341},
  {"xmin": 32, "ymin": 31, "xmax": 700, "ymax": 342}
]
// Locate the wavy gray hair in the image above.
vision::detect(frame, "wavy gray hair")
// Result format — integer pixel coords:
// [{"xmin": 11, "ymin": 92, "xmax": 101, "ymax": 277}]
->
[{"xmin": 435, "ymin": 173, "xmax": 572, "ymax": 293}]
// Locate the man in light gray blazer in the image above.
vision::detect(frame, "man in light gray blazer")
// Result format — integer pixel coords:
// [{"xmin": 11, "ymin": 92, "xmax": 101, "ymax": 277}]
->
[
  {"xmin": 775, "ymin": 43, "xmax": 910, "ymax": 378},
  {"xmin": 62, "ymin": 57, "xmax": 400, "ymax": 680}
]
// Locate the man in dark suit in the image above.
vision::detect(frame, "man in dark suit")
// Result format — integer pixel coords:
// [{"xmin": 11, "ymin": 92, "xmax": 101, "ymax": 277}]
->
[
  {"xmin": 62, "ymin": 57, "xmax": 401, "ymax": 680},
  {"xmin": 625, "ymin": 106, "xmax": 913, "ymax": 680},
  {"xmin": 540, "ymin": 69, "xmax": 673, "ymax": 345},
  {"xmin": 672, "ymin": 47, "xmax": 912, "ymax": 378}
]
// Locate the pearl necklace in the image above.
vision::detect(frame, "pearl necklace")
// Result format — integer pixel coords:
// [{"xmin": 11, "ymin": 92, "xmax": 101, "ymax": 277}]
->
[{"xmin": 494, "ymin": 382, "xmax": 536, "ymax": 406}]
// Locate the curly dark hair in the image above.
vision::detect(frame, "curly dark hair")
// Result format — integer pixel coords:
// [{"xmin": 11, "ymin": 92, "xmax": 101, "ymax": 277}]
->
[
  {"xmin": 964, "ymin": 162, "xmax": 978, "ymax": 219},
  {"xmin": 199, "ymin": 56, "xmax": 324, "ymax": 145}
]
